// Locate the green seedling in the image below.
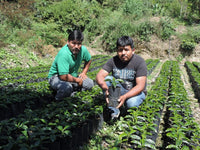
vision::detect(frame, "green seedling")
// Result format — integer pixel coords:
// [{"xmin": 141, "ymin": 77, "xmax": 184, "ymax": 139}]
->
[{"xmin": 105, "ymin": 77, "xmax": 124, "ymax": 88}]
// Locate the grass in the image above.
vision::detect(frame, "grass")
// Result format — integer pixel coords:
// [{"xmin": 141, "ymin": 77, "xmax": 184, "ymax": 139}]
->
[{"xmin": 0, "ymin": 45, "xmax": 54, "ymax": 69}]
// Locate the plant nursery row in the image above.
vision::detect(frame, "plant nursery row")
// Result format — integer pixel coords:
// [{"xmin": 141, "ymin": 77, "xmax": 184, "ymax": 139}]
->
[
  {"xmin": 0, "ymin": 55, "xmax": 159, "ymax": 149},
  {"xmin": 81, "ymin": 61, "xmax": 200, "ymax": 150},
  {"xmin": 1, "ymin": 56, "xmax": 199, "ymax": 149},
  {"xmin": 185, "ymin": 61, "xmax": 200, "ymax": 102}
]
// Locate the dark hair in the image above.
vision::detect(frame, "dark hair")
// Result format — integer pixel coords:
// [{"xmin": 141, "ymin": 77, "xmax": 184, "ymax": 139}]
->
[
  {"xmin": 116, "ymin": 36, "xmax": 134, "ymax": 49},
  {"xmin": 68, "ymin": 30, "xmax": 84, "ymax": 42}
]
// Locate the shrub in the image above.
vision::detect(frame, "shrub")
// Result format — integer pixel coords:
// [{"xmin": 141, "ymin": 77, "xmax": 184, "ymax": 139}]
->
[
  {"xmin": 123, "ymin": 0, "xmax": 148, "ymax": 19},
  {"xmin": 101, "ymin": 0, "xmax": 123, "ymax": 10},
  {"xmin": 31, "ymin": 22, "xmax": 65, "ymax": 47},
  {"xmin": 157, "ymin": 18, "xmax": 175, "ymax": 40},
  {"xmin": 187, "ymin": 27, "xmax": 200, "ymax": 43},
  {"xmin": 34, "ymin": 0, "xmax": 97, "ymax": 33},
  {"xmin": 180, "ymin": 40, "xmax": 196, "ymax": 52},
  {"xmin": 136, "ymin": 21, "xmax": 155, "ymax": 41},
  {"xmin": 0, "ymin": 0, "xmax": 34, "ymax": 29},
  {"xmin": 100, "ymin": 13, "xmax": 137, "ymax": 52}
]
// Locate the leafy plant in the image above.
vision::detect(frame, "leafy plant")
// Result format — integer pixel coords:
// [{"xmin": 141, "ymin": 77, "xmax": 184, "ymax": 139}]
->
[
  {"xmin": 157, "ymin": 18, "xmax": 175, "ymax": 40},
  {"xmin": 105, "ymin": 77, "xmax": 124, "ymax": 88},
  {"xmin": 123, "ymin": 0, "xmax": 148, "ymax": 19},
  {"xmin": 180, "ymin": 40, "xmax": 196, "ymax": 52},
  {"xmin": 136, "ymin": 21, "xmax": 155, "ymax": 41}
]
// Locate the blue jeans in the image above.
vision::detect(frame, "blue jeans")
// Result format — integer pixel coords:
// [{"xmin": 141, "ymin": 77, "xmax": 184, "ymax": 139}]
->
[
  {"xmin": 48, "ymin": 75, "xmax": 94, "ymax": 100},
  {"xmin": 105, "ymin": 76, "xmax": 145, "ymax": 108}
]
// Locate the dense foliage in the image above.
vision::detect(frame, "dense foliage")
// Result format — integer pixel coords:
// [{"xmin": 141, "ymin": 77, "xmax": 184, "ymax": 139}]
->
[
  {"xmin": 0, "ymin": 0, "xmax": 200, "ymax": 57},
  {"xmin": 1, "ymin": 1, "xmax": 200, "ymax": 149},
  {"xmin": 0, "ymin": 57, "xmax": 174, "ymax": 149}
]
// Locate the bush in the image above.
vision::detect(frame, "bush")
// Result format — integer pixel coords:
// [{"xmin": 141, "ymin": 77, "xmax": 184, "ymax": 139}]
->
[
  {"xmin": 178, "ymin": 26, "xmax": 200, "ymax": 46},
  {"xmin": 31, "ymin": 21, "xmax": 65, "ymax": 47},
  {"xmin": 123, "ymin": 0, "xmax": 149, "ymax": 19},
  {"xmin": 180, "ymin": 40, "xmax": 196, "ymax": 52},
  {"xmin": 0, "ymin": 0, "xmax": 34, "ymax": 29},
  {"xmin": 100, "ymin": 11, "xmax": 137, "ymax": 52},
  {"xmin": 136, "ymin": 21, "xmax": 155, "ymax": 41},
  {"xmin": 157, "ymin": 18, "xmax": 175, "ymax": 40},
  {"xmin": 101, "ymin": 0, "xmax": 123, "ymax": 10},
  {"xmin": 187, "ymin": 27, "xmax": 200, "ymax": 43},
  {"xmin": 34, "ymin": 0, "xmax": 98, "ymax": 33}
]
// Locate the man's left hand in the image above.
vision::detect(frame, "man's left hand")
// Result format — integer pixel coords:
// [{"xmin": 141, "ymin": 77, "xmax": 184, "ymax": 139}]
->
[
  {"xmin": 79, "ymin": 73, "xmax": 87, "ymax": 80},
  {"xmin": 116, "ymin": 95, "xmax": 127, "ymax": 108}
]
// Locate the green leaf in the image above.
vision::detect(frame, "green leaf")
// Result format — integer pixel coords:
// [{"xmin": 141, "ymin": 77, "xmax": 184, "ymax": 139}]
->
[
  {"xmin": 166, "ymin": 144, "xmax": 178, "ymax": 149},
  {"xmin": 63, "ymin": 130, "xmax": 70, "ymax": 135},
  {"xmin": 57, "ymin": 125, "xmax": 63, "ymax": 131},
  {"xmin": 40, "ymin": 119, "xmax": 46, "ymax": 124},
  {"xmin": 21, "ymin": 130, "xmax": 28, "ymax": 138},
  {"xmin": 130, "ymin": 139, "xmax": 141, "ymax": 146},
  {"xmin": 130, "ymin": 134, "xmax": 141, "ymax": 140},
  {"xmin": 144, "ymin": 143, "xmax": 155, "ymax": 149},
  {"xmin": 181, "ymin": 146, "xmax": 190, "ymax": 150}
]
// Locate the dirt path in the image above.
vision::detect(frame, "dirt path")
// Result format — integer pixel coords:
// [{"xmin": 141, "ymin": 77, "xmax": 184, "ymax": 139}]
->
[
  {"xmin": 179, "ymin": 63, "xmax": 200, "ymax": 125},
  {"xmin": 151, "ymin": 60, "xmax": 200, "ymax": 149},
  {"xmin": 147, "ymin": 60, "xmax": 165, "ymax": 91}
]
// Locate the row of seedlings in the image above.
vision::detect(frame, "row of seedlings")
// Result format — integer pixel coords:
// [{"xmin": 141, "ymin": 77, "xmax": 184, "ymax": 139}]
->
[
  {"xmin": 0, "ymin": 85, "xmax": 105, "ymax": 149},
  {"xmin": 0, "ymin": 55, "xmax": 111, "ymax": 120},
  {"xmin": 147, "ymin": 59, "xmax": 160, "ymax": 75},
  {"xmin": 0, "ymin": 65, "xmax": 50, "ymax": 81},
  {"xmin": 79, "ymin": 55, "xmax": 111, "ymax": 72},
  {"xmin": 193, "ymin": 62, "xmax": 200, "ymax": 73},
  {"xmin": 163, "ymin": 61, "xmax": 200, "ymax": 149},
  {"xmin": 0, "ymin": 72, "xmax": 51, "ymax": 121},
  {"xmin": 0, "ymin": 56, "xmax": 160, "ymax": 149},
  {"xmin": 83, "ymin": 55, "xmax": 112, "ymax": 72},
  {"xmin": 184, "ymin": 61, "xmax": 200, "ymax": 102},
  {"xmin": 116, "ymin": 60, "xmax": 171, "ymax": 149},
  {"xmin": 0, "ymin": 55, "xmax": 112, "ymax": 149},
  {"xmin": 81, "ymin": 59, "xmax": 168, "ymax": 150},
  {"xmin": 145, "ymin": 59, "xmax": 154, "ymax": 65}
]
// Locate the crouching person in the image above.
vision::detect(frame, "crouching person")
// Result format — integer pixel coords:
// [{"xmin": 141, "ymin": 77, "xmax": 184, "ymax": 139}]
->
[
  {"xmin": 48, "ymin": 30, "xmax": 94, "ymax": 100},
  {"xmin": 96, "ymin": 36, "xmax": 147, "ymax": 119}
]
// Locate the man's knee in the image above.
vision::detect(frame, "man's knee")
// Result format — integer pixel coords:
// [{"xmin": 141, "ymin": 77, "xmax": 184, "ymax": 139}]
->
[
  {"xmin": 56, "ymin": 83, "xmax": 73, "ymax": 100},
  {"xmin": 82, "ymin": 78, "xmax": 94, "ymax": 90},
  {"xmin": 126, "ymin": 100, "xmax": 142, "ymax": 108},
  {"xmin": 126, "ymin": 93, "xmax": 145, "ymax": 108}
]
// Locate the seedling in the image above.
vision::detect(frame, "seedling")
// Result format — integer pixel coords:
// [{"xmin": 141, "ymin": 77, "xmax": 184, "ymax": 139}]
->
[{"xmin": 105, "ymin": 77, "xmax": 124, "ymax": 88}]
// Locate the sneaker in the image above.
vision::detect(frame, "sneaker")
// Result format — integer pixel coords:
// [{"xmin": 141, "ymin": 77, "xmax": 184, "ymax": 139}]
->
[{"xmin": 108, "ymin": 107, "xmax": 120, "ymax": 119}]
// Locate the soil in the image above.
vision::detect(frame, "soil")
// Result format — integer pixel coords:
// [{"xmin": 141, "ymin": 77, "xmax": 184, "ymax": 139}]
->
[{"xmin": 179, "ymin": 63, "xmax": 200, "ymax": 125}]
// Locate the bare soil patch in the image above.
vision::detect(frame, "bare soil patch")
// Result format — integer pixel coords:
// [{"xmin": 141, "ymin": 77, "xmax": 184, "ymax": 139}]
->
[{"xmin": 179, "ymin": 64, "xmax": 200, "ymax": 125}]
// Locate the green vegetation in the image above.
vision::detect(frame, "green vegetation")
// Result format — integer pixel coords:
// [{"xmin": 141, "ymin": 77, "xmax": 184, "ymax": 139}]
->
[
  {"xmin": 80, "ymin": 60, "xmax": 200, "ymax": 150},
  {"xmin": 0, "ymin": 0, "xmax": 200, "ymax": 69},
  {"xmin": 0, "ymin": 57, "xmax": 161, "ymax": 149},
  {"xmin": 0, "ymin": 54, "xmax": 200, "ymax": 149},
  {"xmin": 1, "ymin": 1, "xmax": 200, "ymax": 149},
  {"xmin": 105, "ymin": 77, "xmax": 124, "ymax": 88}
]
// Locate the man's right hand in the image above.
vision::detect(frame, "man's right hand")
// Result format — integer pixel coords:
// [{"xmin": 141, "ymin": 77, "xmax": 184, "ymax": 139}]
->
[
  {"xmin": 105, "ymin": 90, "xmax": 109, "ymax": 104},
  {"xmin": 77, "ymin": 78, "xmax": 83, "ymax": 87}
]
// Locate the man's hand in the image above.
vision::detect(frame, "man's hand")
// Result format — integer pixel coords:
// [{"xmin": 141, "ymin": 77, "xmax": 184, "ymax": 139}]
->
[
  {"xmin": 78, "ymin": 73, "xmax": 87, "ymax": 80},
  {"xmin": 59, "ymin": 74, "xmax": 83, "ymax": 87},
  {"xmin": 116, "ymin": 95, "xmax": 127, "ymax": 109},
  {"xmin": 105, "ymin": 90, "xmax": 109, "ymax": 104},
  {"xmin": 77, "ymin": 78, "xmax": 83, "ymax": 87}
]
